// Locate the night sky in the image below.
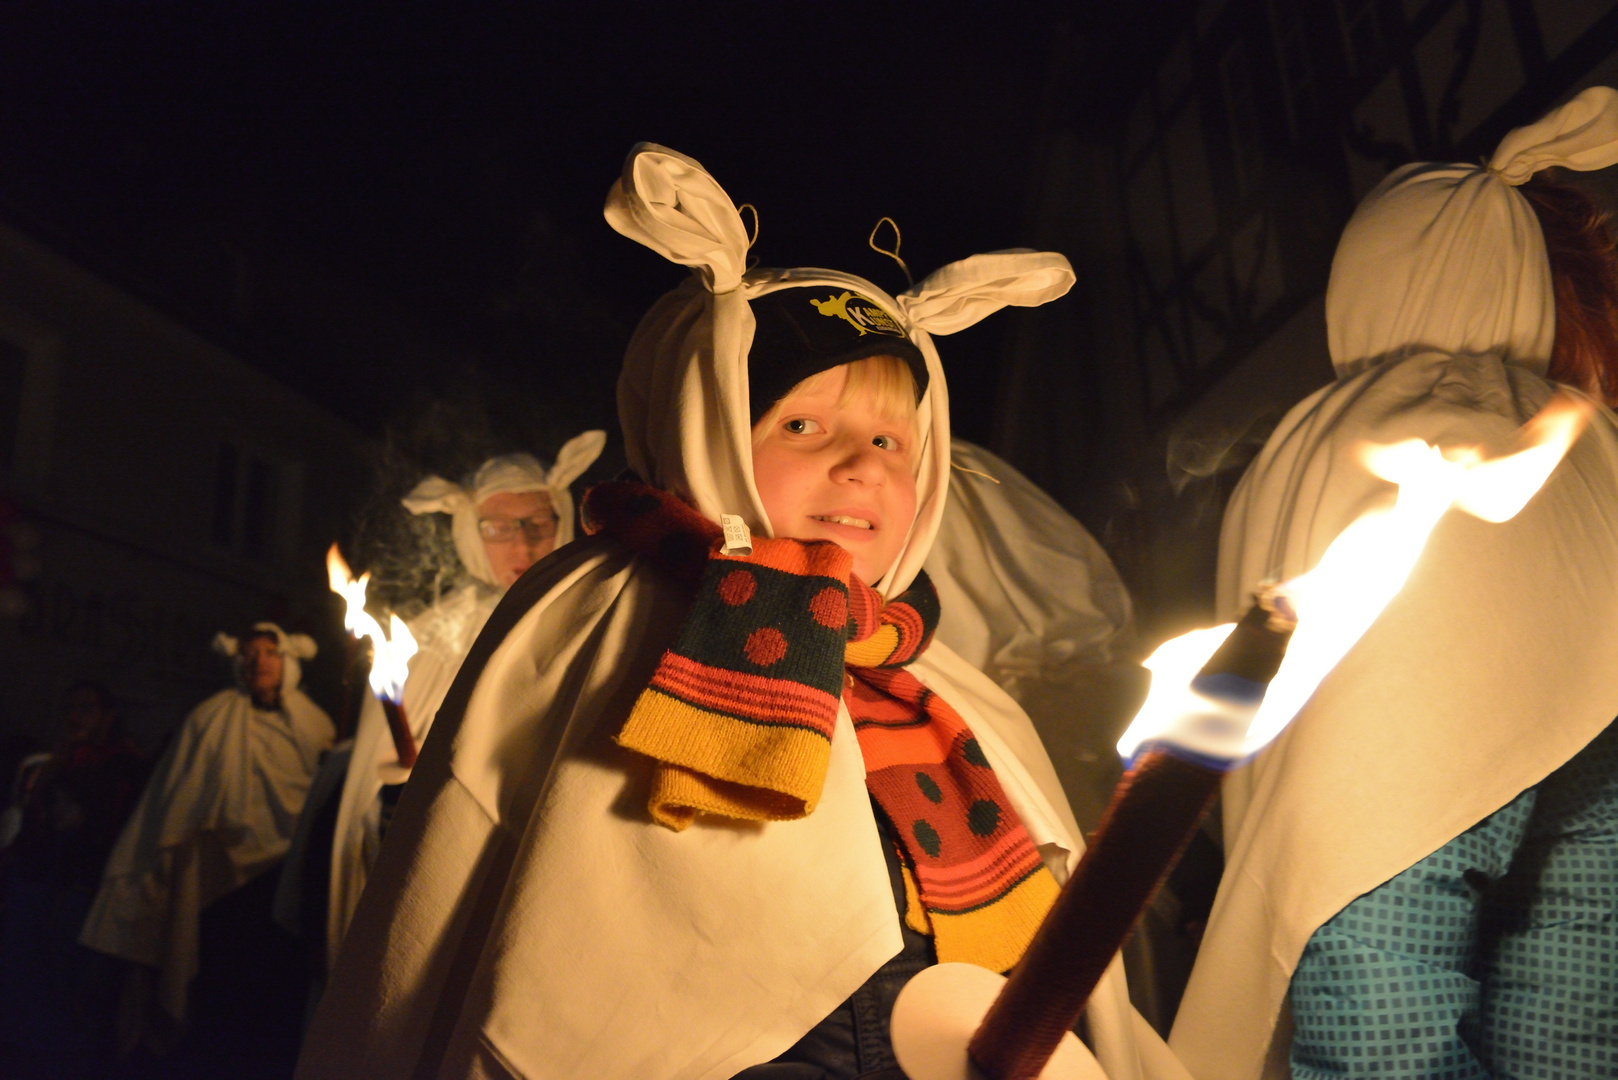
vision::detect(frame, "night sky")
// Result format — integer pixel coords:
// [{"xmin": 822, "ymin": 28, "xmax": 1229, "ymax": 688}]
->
[{"xmin": 0, "ymin": 2, "xmax": 1143, "ymax": 453}]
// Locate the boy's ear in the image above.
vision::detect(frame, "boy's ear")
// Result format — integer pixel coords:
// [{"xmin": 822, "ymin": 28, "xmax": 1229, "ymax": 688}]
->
[
  {"xmin": 896, "ymin": 250, "xmax": 1075, "ymax": 335},
  {"xmin": 604, "ymin": 143, "xmax": 752, "ymax": 294}
]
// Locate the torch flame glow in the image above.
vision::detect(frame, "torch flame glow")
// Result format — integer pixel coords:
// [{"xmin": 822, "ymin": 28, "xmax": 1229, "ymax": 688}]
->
[
  {"xmin": 1118, "ymin": 395, "xmax": 1591, "ymax": 763},
  {"xmin": 326, "ymin": 543, "xmax": 418, "ymax": 704}
]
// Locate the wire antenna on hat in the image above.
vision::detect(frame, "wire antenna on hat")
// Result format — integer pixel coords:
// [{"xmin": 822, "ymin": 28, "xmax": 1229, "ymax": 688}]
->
[
  {"xmin": 738, "ymin": 203, "xmax": 760, "ymax": 270},
  {"xmin": 869, "ymin": 216, "xmax": 913, "ymax": 287},
  {"xmin": 737, "ymin": 204, "xmax": 760, "ymax": 250}
]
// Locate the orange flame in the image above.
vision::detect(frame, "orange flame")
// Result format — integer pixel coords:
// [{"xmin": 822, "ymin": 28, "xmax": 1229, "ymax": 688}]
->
[
  {"xmin": 1118, "ymin": 395, "xmax": 1591, "ymax": 762},
  {"xmin": 326, "ymin": 543, "xmax": 418, "ymax": 704}
]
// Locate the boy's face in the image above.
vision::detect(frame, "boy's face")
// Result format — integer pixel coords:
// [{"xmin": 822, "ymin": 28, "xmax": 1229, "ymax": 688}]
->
[{"xmin": 752, "ymin": 364, "xmax": 918, "ymax": 583}]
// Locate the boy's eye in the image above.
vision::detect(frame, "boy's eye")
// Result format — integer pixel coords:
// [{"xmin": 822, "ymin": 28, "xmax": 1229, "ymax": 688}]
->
[
  {"xmin": 783, "ymin": 418, "xmax": 824, "ymax": 435},
  {"xmin": 872, "ymin": 434, "xmax": 902, "ymax": 451}
]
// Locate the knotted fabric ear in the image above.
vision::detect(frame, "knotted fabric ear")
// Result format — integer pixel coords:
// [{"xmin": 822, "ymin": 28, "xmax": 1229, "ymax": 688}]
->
[
  {"xmin": 403, "ymin": 475, "xmax": 497, "ymax": 587},
  {"xmin": 544, "ymin": 430, "xmax": 607, "ymax": 548},
  {"xmin": 896, "ymin": 250, "xmax": 1075, "ymax": 335},
  {"xmin": 211, "ymin": 632, "xmax": 239, "ymax": 658},
  {"xmin": 604, "ymin": 143, "xmax": 752, "ymax": 294},
  {"xmin": 1489, "ymin": 85, "xmax": 1618, "ymax": 184}
]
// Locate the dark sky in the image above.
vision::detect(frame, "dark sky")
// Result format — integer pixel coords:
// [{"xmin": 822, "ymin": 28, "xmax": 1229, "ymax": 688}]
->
[{"xmin": 0, "ymin": 2, "xmax": 1147, "ymax": 451}]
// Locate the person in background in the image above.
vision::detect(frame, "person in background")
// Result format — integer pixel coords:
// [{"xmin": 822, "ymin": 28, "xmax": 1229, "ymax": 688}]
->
[
  {"xmin": 0, "ymin": 681, "xmax": 147, "ymax": 1079},
  {"xmin": 312, "ymin": 434, "xmax": 604, "ymax": 971},
  {"xmin": 80, "ymin": 622, "xmax": 333, "ymax": 1077},
  {"xmin": 1171, "ymin": 87, "xmax": 1618, "ymax": 1080}
]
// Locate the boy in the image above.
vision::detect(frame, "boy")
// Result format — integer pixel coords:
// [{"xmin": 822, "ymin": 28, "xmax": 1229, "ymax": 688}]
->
[{"xmin": 298, "ymin": 145, "xmax": 1163, "ymax": 1080}]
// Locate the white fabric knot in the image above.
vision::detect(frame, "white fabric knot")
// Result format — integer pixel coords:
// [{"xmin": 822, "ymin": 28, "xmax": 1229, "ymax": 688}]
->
[{"xmin": 1327, "ymin": 86, "xmax": 1618, "ymax": 378}]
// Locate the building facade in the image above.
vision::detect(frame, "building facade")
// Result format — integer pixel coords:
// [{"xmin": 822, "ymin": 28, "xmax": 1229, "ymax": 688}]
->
[
  {"xmin": 0, "ymin": 219, "xmax": 371, "ymax": 754},
  {"xmin": 1000, "ymin": 0, "xmax": 1618, "ymax": 642}
]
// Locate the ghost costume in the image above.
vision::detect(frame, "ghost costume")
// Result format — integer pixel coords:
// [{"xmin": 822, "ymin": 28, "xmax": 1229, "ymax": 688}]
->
[
  {"xmin": 1169, "ymin": 88, "xmax": 1618, "ymax": 1080},
  {"xmin": 79, "ymin": 623, "xmax": 334, "ymax": 1024},
  {"xmin": 298, "ymin": 145, "xmax": 1182, "ymax": 1080},
  {"xmin": 326, "ymin": 435, "xmax": 605, "ymax": 969}
]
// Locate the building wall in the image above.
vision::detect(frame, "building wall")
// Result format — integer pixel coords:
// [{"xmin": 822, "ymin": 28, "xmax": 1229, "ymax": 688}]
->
[
  {"xmin": 0, "ymin": 220, "xmax": 371, "ymax": 752},
  {"xmin": 1001, "ymin": 0, "xmax": 1618, "ymax": 643}
]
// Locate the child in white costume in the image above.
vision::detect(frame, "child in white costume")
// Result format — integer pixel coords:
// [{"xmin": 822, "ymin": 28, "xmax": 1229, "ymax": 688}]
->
[
  {"xmin": 326, "ymin": 436, "xmax": 604, "ymax": 969},
  {"xmin": 1170, "ymin": 88, "xmax": 1618, "ymax": 1079},
  {"xmin": 81, "ymin": 622, "xmax": 334, "ymax": 1026},
  {"xmin": 297, "ymin": 146, "xmax": 1184, "ymax": 1080}
]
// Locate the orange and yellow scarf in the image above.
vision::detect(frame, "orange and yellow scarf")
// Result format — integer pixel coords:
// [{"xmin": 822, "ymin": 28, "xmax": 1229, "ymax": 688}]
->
[{"xmin": 584, "ymin": 482, "xmax": 1059, "ymax": 972}]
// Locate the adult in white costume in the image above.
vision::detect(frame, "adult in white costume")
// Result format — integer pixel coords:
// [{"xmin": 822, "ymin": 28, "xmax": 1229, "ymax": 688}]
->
[
  {"xmin": 298, "ymin": 145, "xmax": 1185, "ymax": 1080},
  {"xmin": 80, "ymin": 622, "xmax": 334, "ymax": 1026},
  {"xmin": 326, "ymin": 435, "xmax": 604, "ymax": 968},
  {"xmin": 1170, "ymin": 88, "xmax": 1618, "ymax": 1079}
]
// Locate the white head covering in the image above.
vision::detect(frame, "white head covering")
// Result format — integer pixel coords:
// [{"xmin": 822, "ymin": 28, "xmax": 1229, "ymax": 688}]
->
[
  {"xmin": 1326, "ymin": 85, "xmax": 1618, "ymax": 379},
  {"xmin": 605, "ymin": 142, "xmax": 1074, "ymax": 596},
  {"xmin": 927, "ymin": 439, "xmax": 1131, "ymax": 687},
  {"xmin": 211, "ymin": 621, "xmax": 318, "ymax": 695},
  {"xmin": 1171, "ymin": 88, "xmax": 1618, "ymax": 1080},
  {"xmin": 400, "ymin": 434, "xmax": 607, "ymax": 588}
]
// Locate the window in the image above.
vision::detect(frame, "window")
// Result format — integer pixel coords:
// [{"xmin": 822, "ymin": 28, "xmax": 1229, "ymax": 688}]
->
[
  {"xmin": 1337, "ymin": 0, "xmax": 1388, "ymax": 81},
  {"xmin": 212, "ymin": 441, "xmax": 283, "ymax": 564},
  {"xmin": 1220, "ymin": 40, "xmax": 1265, "ymax": 198},
  {"xmin": 1270, "ymin": 0, "xmax": 1319, "ymax": 141},
  {"xmin": 0, "ymin": 339, "xmax": 26, "ymax": 473}
]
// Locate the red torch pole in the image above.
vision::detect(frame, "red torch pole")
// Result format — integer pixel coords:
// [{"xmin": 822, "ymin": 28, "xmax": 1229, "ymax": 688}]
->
[
  {"xmin": 380, "ymin": 698, "xmax": 417, "ymax": 770},
  {"xmin": 965, "ymin": 598, "xmax": 1294, "ymax": 1079}
]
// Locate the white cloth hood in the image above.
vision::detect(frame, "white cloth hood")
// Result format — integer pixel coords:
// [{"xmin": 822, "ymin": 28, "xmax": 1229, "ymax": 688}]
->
[
  {"xmin": 927, "ymin": 439, "xmax": 1131, "ymax": 685},
  {"xmin": 1326, "ymin": 86, "xmax": 1618, "ymax": 379},
  {"xmin": 605, "ymin": 142, "xmax": 1074, "ymax": 596},
  {"xmin": 212, "ymin": 621, "xmax": 317, "ymax": 696},
  {"xmin": 400, "ymin": 434, "xmax": 607, "ymax": 588},
  {"xmin": 1171, "ymin": 87, "xmax": 1618, "ymax": 1080}
]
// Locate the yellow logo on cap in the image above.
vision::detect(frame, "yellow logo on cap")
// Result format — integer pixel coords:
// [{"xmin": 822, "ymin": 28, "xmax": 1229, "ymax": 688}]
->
[{"xmin": 810, "ymin": 291, "xmax": 904, "ymax": 337}]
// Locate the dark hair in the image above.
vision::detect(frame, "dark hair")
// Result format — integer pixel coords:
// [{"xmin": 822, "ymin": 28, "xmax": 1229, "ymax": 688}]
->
[
  {"xmin": 1520, "ymin": 174, "xmax": 1618, "ymax": 407},
  {"xmin": 240, "ymin": 627, "xmax": 280, "ymax": 650},
  {"xmin": 64, "ymin": 680, "xmax": 117, "ymax": 713}
]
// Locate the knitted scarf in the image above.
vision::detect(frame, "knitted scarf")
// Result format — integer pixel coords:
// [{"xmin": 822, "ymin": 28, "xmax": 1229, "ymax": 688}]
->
[{"xmin": 582, "ymin": 481, "xmax": 1059, "ymax": 973}]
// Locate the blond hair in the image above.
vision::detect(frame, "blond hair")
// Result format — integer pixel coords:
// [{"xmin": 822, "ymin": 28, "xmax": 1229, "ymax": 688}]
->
[{"xmin": 751, "ymin": 354, "xmax": 920, "ymax": 448}]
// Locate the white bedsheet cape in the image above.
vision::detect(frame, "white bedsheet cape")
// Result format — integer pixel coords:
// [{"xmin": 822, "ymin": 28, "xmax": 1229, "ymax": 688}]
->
[
  {"xmin": 1169, "ymin": 87, "xmax": 1618, "ymax": 1080},
  {"xmin": 326, "ymin": 581, "xmax": 502, "ymax": 969},
  {"xmin": 299, "ymin": 143, "xmax": 1180, "ymax": 1080},
  {"xmin": 929, "ymin": 439, "xmax": 1131, "ymax": 687},
  {"xmin": 80, "ymin": 686, "xmax": 334, "ymax": 1022}
]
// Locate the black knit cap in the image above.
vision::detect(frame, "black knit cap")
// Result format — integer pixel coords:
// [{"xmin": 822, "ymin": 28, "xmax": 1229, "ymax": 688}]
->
[{"xmin": 747, "ymin": 286, "xmax": 929, "ymax": 424}]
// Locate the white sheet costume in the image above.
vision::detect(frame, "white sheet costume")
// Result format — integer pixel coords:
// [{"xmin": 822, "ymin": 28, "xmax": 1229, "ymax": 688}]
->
[
  {"xmin": 80, "ymin": 622, "xmax": 334, "ymax": 1024},
  {"xmin": 326, "ymin": 436, "xmax": 604, "ymax": 968},
  {"xmin": 1169, "ymin": 87, "xmax": 1618, "ymax": 1080},
  {"xmin": 298, "ymin": 145, "xmax": 1184, "ymax": 1080}
]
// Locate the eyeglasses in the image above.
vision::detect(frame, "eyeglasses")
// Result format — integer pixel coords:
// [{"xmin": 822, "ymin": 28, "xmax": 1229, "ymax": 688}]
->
[{"xmin": 478, "ymin": 514, "xmax": 559, "ymax": 544}]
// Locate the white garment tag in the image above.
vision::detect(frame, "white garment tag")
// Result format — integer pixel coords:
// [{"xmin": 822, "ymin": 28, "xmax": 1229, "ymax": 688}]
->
[{"xmin": 720, "ymin": 514, "xmax": 753, "ymax": 556}]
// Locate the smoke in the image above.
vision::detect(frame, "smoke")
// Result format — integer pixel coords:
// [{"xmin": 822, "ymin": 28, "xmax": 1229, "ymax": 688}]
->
[{"xmin": 1165, "ymin": 410, "xmax": 1280, "ymax": 497}]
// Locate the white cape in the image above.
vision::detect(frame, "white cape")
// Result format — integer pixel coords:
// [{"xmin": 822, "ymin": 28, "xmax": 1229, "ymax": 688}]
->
[
  {"xmin": 81, "ymin": 686, "xmax": 333, "ymax": 1022},
  {"xmin": 299, "ymin": 540, "xmax": 1177, "ymax": 1080},
  {"xmin": 1169, "ymin": 352, "xmax": 1618, "ymax": 1079},
  {"xmin": 300, "ymin": 142, "xmax": 1181, "ymax": 1080},
  {"xmin": 327, "ymin": 582, "xmax": 502, "ymax": 968}
]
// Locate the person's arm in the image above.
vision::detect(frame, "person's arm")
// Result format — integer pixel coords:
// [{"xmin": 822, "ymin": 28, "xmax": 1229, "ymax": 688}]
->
[{"xmin": 1288, "ymin": 788, "xmax": 1536, "ymax": 1080}]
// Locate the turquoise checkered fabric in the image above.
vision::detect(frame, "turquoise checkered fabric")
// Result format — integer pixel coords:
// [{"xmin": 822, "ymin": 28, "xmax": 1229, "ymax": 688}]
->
[{"xmin": 1289, "ymin": 721, "xmax": 1618, "ymax": 1079}]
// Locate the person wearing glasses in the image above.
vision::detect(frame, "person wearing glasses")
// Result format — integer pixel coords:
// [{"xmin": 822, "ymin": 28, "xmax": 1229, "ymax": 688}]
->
[{"xmin": 323, "ymin": 433, "xmax": 604, "ymax": 970}]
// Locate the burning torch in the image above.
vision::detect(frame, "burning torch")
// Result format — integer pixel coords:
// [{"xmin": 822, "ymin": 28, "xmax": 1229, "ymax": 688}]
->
[
  {"xmin": 891, "ymin": 395, "xmax": 1592, "ymax": 1080},
  {"xmin": 328, "ymin": 544, "xmax": 420, "ymax": 772}
]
